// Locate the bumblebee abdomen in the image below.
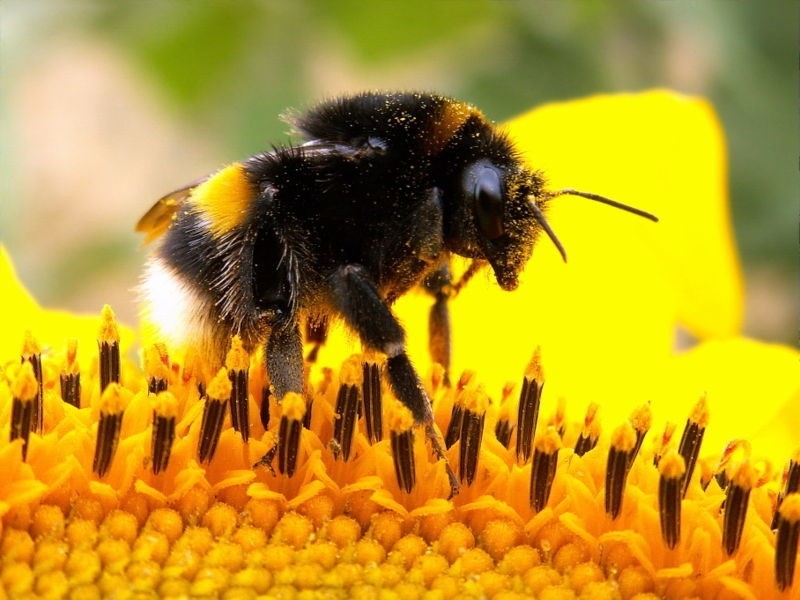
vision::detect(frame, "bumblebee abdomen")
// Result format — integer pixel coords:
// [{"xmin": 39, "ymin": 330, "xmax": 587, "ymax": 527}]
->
[{"xmin": 147, "ymin": 167, "xmax": 267, "ymax": 353}]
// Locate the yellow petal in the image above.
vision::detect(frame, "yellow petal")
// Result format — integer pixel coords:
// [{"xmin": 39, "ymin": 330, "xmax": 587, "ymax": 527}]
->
[
  {"xmin": 0, "ymin": 244, "xmax": 134, "ymax": 369},
  {"xmin": 662, "ymin": 337, "xmax": 799, "ymax": 465},
  {"xmin": 391, "ymin": 91, "xmax": 744, "ymax": 427},
  {"xmin": 505, "ymin": 90, "xmax": 743, "ymax": 341},
  {"xmin": 0, "ymin": 246, "xmax": 41, "ymax": 359}
]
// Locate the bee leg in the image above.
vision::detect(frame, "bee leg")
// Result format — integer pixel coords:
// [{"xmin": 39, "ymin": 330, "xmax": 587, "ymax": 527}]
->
[
  {"xmin": 422, "ymin": 263, "xmax": 452, "ymax": 386},
  {"xmin": 422, "ymin": 259, "xmax": 486, "ymax": 386},
  {"xmin": 255, "ymin": 320, "xmax": 304, "ymax": 474},
  {"xmin": 451, "ymin": 259, "xmax": 486, "ymax": 295},
  {"xmin": 305, "ymin": 316, "xmax": 328, "ymax": 363},
  {"xmin": 330, "ymin": 264, "xmax": 460, "ymax": 498},
  {"xmin": 253, "ymin": 445, "xmax": 277, "ymax": 476},
  {"xmin": 266, "ymin": 321, "xmax": 304, "ymax": 401}
]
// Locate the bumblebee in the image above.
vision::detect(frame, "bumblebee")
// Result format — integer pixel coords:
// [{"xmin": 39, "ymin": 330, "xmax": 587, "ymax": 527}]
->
[{"xmin": 137, "ymin": 91, "xmax": 656, "ymax": 496}]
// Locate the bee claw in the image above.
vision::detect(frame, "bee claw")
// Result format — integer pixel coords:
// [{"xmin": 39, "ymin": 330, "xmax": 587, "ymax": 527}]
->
[
  {"xmin": 425, "ymin": 421, "xmax": 460, "ymax": 498},
  {"xmin": 254, "ymin": 445, "xmax": 278, "ymax": 476},
  {"xmin": 446, "ymin": 464, "xmax": 460, "ymax": 499}
]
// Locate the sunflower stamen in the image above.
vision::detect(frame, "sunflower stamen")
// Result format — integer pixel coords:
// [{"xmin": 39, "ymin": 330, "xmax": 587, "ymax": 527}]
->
[
  {"xmin": 305, "ymin": 318, "xmax": 327, "ymax": 363},
  {"xmin": 278, "ymin": 392, "xmax": 305, "ymax": 476},
  {"xmin": 530, "ymin": 426, "xmax": 562, "ymax": 512},
  {"xmin": 145, "ymin": 344, "xmax": 170, "ymax": 395},
  {"xmin": 60, "ymin": 339, "xmax": 81, "ymax": 408},
  {"xmin": 455, "ymin": 369, "xmax": 476, "ymax": 392},
  {"xmin": 722, "ymin": 460, "xmax": 757, "ymax": 556},
  {"xmin": 444, "ymin": 370, "xmax": 475, "ymax": 448},
  {"xmin": 678, "ymin": 394, "xmax": 709, "ymax": 497},
  {"xmin": 658, "ymin": 451, "xmax": 686, "ymax": 549},
  {"xmin": 21, "ymin": 331, "xmax": 44, "ymax": 434},
  {"xmin": 494, "ymin": 382, "xmax": 516, "ymax": 449},
  {"xmin": 198, "ymin": 368, "xmax": 231, "ymax": 464},
  {"xmin": 98, "ymin": 305, "xmax": 121, "ymax": 393},
  {"xmin": 774, "ymin": 493, "xmax": 800, "ymax": 591},
  {"xmin": 444, "ymin": 392, "xmax": 465, "ymax": 449},
  {"xmin": 10, "ymin": 362, "xmax": 38, "ymax": 461},
  {"xmin": 332, "ymin": 359, "xmax": 361, "ymax": 461},
  {"xmin": 574, "ymin": 403, "xmax": 600, "ymax": 457},
  {"xmin": 459, "ymin": 387, "xmax": 489, "ymax": 486},
  {"xmin": 715, "ymin": 439, "xmax": 751, "ymax": 491},
  {"xmin": 150, "ymin": 391, "xmax": 177, "ymax": 474},
  {"xmin": 628, "ymin": 402, "xmax": 652, "ymax": 466},
  {"xmin": 302, "ymin": 386, "xmax": 314, "ymax": 430},
  {"xmin": 516, "ymin": 348, "xmax": 544, "ymax": 464},
  {"xmin": 182, "ymin": 348, "xmax": 206, "ymax": 396},
  {"xmin": 547, "ymin": 396, "xmax": 566, "ymax": 438},
  {"xmin": 653, "ymin": 421, "xmax": 676, "ymax": 467},
  {"xmin": 429, "ymin": 363, "xmax": 447, "ymax": 398},
  {"xmin": 260, "ymin": 385, "xmax": 271, "ymax": 430},
  {"xmin": 92, "ymin": 383, "xmax": 130, "ymax": 477},
  {"xmin": 772, "ymin": 448, "xmax": 800, "ymax": 529},
  {"xmin": 388, "ymin": 397, "xmax": 416, "ymax": 494},
  {"xmin": 698, "ymin": 457, "xmax": 715, "ymax": 491},
  {"xmin": 605, "ymin": 421, "xmax": 637, "ymax": 519},
  {"xmin": 226, "ymin": 336, "xmax": 251, "ymax": 442}
]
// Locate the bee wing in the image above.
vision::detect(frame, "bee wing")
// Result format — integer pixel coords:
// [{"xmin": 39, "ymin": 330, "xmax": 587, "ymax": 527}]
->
[{"xmin": 135, "ymin": 177, "xmax": 207, "ymax": 244}]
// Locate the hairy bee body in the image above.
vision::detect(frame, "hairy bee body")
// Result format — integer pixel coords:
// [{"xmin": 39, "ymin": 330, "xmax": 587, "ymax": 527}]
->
[
  {"xmin": 140, "ymin": 92, "xmax": 539, "ymax": 370},
  {"xmin": 139, "ymin": 91, "xmax": 654, "ymax": 495}
]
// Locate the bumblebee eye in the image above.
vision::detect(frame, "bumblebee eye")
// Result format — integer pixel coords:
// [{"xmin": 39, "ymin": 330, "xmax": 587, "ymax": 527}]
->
[{"xmin": 473, "ymin": 166, "xmax": 504, "ymax": 240}]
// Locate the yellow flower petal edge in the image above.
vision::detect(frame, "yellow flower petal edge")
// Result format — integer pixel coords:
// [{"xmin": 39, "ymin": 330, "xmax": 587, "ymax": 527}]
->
[
  {"xmin": 0, "ymin": 246, "xmax": 135, "ymax": 373},
  {"xmin": 666, "ymin": 337, "xmax": 800, "ymax": 464}
]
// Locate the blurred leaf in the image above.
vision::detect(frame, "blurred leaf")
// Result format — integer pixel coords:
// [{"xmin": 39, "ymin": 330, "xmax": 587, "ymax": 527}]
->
[
  {"xmin": 91, "ymin": 1, "xmax": 266, "ymax": 108},
  {"xmin": 308, "ymin": 0, "xmax": 501, "ymax": 62}
]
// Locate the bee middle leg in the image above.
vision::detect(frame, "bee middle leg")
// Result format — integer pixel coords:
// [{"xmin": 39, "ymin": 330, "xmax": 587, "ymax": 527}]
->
[
  {"xmin": 422, "ymin": 263, "xmax": 452, "ymax": 385},
  {"xmin": 422, "ymin": 259, "xmax": 486, "ymax": 386},
  {"xmin": 330, "ymin": 264, "xmax": 460, "ymax": 498}
]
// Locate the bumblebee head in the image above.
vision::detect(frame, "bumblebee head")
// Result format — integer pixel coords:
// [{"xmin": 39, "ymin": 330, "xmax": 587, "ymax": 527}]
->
[
  {"xmin": 456, "ymin": 160, "xmax": 542, "ymax": 291},
  {"xmin": 441, "ymin": 130, "xmax": 658, "ymax": 291}
]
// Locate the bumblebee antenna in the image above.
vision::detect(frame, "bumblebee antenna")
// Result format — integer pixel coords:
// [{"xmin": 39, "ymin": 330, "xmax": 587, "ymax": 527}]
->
[
  {"xmin": 545, "ymin": 188, "xmax": 659, "ymax": 222},
  {"xmin": 530, "ymin": 189, "xmax": 658, "ymax": 263},
  {"xmin": 529, "ymin": 201, "xmax": 568, "ymax": 263}
]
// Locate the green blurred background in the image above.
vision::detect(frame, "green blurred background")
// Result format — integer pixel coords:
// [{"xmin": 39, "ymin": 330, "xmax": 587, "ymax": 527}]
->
[{"xmin": 1, "ymin": 0, "xmax": 796, "ymax": 342}]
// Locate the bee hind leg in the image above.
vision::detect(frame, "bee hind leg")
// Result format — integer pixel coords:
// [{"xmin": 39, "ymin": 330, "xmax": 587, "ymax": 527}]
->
[
  {"xmin": 254, "ymin": 320, "xmax": 305, "ymax": 476},
  {"xmin": 266, "ymin": 320, "xmax": 304, "ymax": 401},
  {"xmin": 330, "ymin": 264, "xmax": 460, "ymax": 498}
]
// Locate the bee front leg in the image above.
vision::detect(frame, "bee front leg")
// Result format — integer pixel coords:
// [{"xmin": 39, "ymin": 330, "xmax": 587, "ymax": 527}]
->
[{"xmin": 330, "ymin": 264, "xmax": 460, "ymax": 498}]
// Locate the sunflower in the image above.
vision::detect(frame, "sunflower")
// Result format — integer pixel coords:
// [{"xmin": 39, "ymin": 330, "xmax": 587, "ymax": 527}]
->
[{"xmin": 1, "ymin": 91, "xmax": 797, "ymax": 600}]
